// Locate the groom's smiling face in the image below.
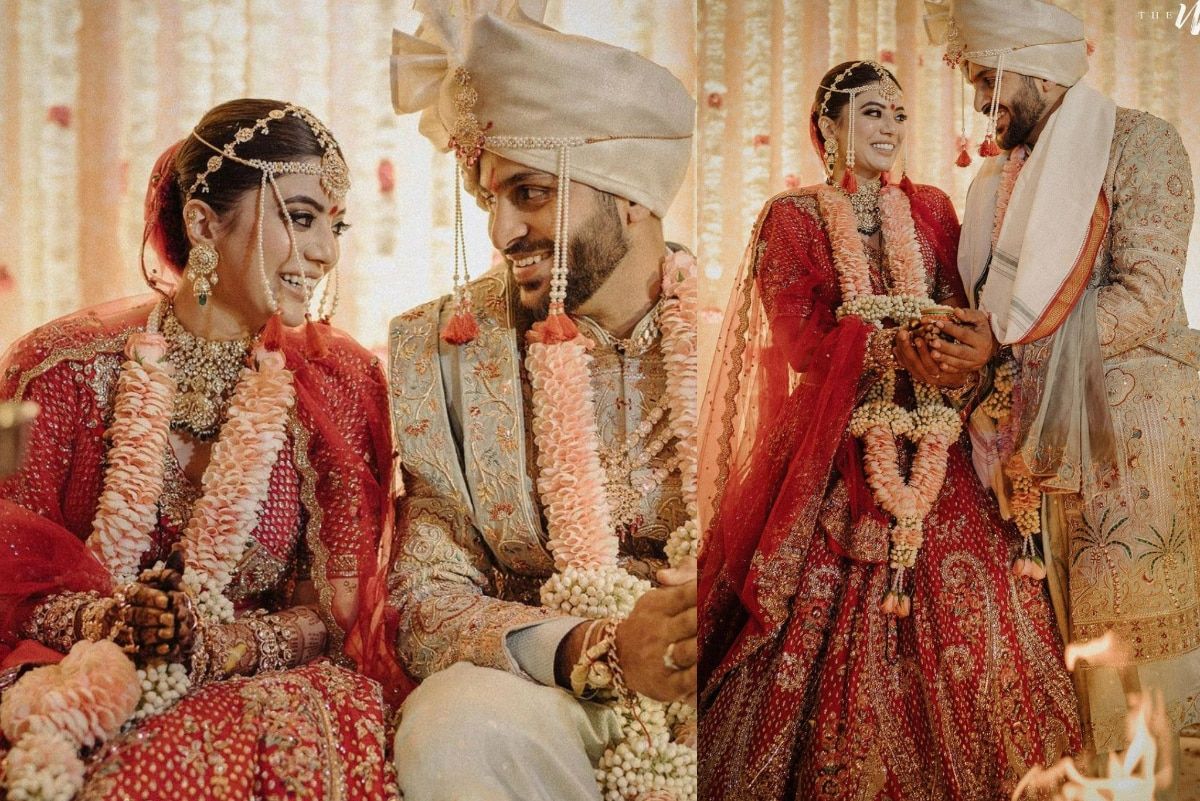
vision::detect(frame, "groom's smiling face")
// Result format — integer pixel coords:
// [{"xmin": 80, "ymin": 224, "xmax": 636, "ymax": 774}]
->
[{"xmin": 966, "ymin": 65, "xmax": 1050, "ymax": 150}]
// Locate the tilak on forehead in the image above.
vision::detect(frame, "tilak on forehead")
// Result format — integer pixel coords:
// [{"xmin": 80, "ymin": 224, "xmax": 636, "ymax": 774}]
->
[{"xmin": 390, "ymin": 2, "xmax": 694, "ymax": 347}]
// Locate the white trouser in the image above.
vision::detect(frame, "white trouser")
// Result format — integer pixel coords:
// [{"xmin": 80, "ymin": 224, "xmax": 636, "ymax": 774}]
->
[{"xmin": 394, "ymin": 662, "xmax": 621, "ymax": 801}]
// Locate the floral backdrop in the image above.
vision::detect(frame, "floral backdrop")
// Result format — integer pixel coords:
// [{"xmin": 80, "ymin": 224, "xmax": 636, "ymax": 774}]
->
[
  {"xmin": 2, "ymin": 1, "xmax": 1197, "ymax": 365},
  {"xmin": 0, "ymin": 0, "xmax": 694, "ymax": 354},
  {"xmin": 697, "ymin": 0, "xmax": 1200, "ymax": 367}
]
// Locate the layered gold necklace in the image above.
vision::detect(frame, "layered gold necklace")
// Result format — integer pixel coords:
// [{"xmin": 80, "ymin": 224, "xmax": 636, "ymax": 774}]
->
[
  {"xmin": 162, "ymin": 307, "xmax": 254, "ymax": 440},
  {"xmin": 841, "ymin": 177, "xmax": 882, "ymax": 235}
]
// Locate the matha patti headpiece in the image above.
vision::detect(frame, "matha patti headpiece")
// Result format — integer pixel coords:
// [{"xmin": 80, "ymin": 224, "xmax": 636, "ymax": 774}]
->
[
  {"xmin": 817, "ymin": 61, "xmax": 902, "ymax": 193},
  {"xmin": 184, "ymin": 104, "xmax": 350, "ymax": 323},
  {"xmin": 186, "ymin": 104, "xmax": 350, "ymax": 204}
]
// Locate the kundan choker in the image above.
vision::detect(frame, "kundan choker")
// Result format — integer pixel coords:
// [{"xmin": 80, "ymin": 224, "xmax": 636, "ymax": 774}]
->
[
  {"xmin": 840, "ymin": 177, "xmax": 883, "ymax": 236},
  {"xmin": 162, "ymin": 307, "xmax": 254, "ymax": 440}
]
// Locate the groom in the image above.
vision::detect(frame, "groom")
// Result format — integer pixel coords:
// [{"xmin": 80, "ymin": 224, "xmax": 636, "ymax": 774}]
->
[{"xmin": 914, "ymin": 0, "xmax": 1200, "ymax": 792}]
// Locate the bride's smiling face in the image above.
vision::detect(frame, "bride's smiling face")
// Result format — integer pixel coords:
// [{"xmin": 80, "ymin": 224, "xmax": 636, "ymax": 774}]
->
[
  {"xmin": 822, "ymin": 86, "xmax": 908, "ymax": 181},
  {"xmin": 185, "ymin": 168, "xmax": 350, "ymax": 331}
]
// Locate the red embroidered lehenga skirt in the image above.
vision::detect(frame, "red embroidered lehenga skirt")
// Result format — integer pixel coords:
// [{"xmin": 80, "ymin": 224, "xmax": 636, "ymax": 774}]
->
[
  {"xmin": 700, "ymin": 438, "xmax": 1083, "ymax": 800},
  {"xmin": 69, "ymin": 662, "xmax": 396, "ymax": 800}
]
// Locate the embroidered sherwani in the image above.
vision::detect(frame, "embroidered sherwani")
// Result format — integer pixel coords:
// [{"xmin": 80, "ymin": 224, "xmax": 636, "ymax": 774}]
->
[
  {"xmin": 981, "ymin": 109, "xmax": 1200, "ymax": 752},
  {"xmin": 387, "ymin": 269, "xmax": 685, "ymax": 680}
]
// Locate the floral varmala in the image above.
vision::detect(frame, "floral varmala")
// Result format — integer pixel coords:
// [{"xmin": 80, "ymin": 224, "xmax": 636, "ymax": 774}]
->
[
  {"xmin": 0, "ymin": 306, "xmax": 398, "ymax": 800},
  {"xmin": 531, "ymin": 250, "xmax": 699, "ymax": 800}
]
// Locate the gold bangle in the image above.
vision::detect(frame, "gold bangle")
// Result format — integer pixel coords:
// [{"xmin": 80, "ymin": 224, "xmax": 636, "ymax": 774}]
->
[
  {"xmin": 242, "ymin": 614, "xmax": 285, "ymax": 674},
  {"xmin": 78, "ymin": 597, "xmax": 119, "ymax": 642},
  {"xmin": 266, "ymin": 613, "xmax": 302, "ymax": 669},
  {"xmin": 865, "ymin": 328, "xmax": 899, "ymax": 374},
  {"xmin": 22, "ymin": 591, "xmax": 96, "ymax": 652},
  {"xmin": 942, "ymin": 371, "xmax": 981, "ymax": 407},
  {"xmin": 189, "ymin": 626, "xmax": 211, "ymax": 685}
]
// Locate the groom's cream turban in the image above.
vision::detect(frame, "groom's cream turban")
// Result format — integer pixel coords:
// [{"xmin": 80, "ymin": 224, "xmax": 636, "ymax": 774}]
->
[
  {"xmin": 924, "ymin": 0, "xmax": 1089, "ymax": 87},
  {"xmin": 390, "ymin": 1, "xmax": 695, "ymax": 218}
]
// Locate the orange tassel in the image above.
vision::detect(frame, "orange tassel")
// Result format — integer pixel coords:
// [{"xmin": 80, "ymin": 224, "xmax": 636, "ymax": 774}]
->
[
  {"xmin": 840, "ymin": 170, "xmax": 858, "ymax": 194},
  {"xmin": 260, "ymin": 314, "xmax": 284, "ymax": 352},
  {"xmin": 305, "ymin": 316, "xmax": 330, "ymax": 358},
  {"xmin": 527, "ymin": 312, "xmax": 581, "ymax": 345},
  {"xmin": 979, "ymin": 137, "xmax": 1002, "ymax": 157},
  {"xmin": 440, "ymin": 297, "xmax": 480, "ymax": 345},
  {"xmin": 955, "ymin": 147, "xmax": 973, "ymax": 168}
]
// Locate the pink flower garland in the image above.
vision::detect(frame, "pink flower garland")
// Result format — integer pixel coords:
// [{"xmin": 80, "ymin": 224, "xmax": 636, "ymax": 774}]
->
[
  {"xmin": 85, "ymin": 313, "xmax": 295, "ymax": 620},
  {"xmin": 526, "ymin": 256, "xmax": 700, "ymax": 801},
  {"xmin": 0, "ymin": 640, "xmax": 140, "ymax": 800},
  {"xmin": 819, "ymin": 190, "xmax": 873, "ymax": 300},
  {"xmin": 818, "ymin": 185, "xmax": 927, "ymax": 304},
  {"xmin": 877, "ymin": 186, "xmax": 926, "ymax": 297},
  {"xmin": 527, "ymin": 254, "xmax": 699, "ymax": 574},
  {"xmin": 820, "ymin": 183, "xmax": 958, "ymax": 616},
  {"xmin": 87, "ymin": 333, "xmax": 176, "ymax": 583},
  {"xmin": 181, "ymin": 348, "xmax": 294, "ymax": 615},
  {"xmin": 526, "ymin": 334, "xmax": 616, "ymax": 570},
  {"xmin": 992, "ymin": 146, "xmax": 1027, "ymax": 250},
  {"xmin": 660, "ymin": 251, "xmax": 699, "ymax": 537},
  {"xmin": 987, "ymin": 146, "xmax": 1046, "ymax": 579}
]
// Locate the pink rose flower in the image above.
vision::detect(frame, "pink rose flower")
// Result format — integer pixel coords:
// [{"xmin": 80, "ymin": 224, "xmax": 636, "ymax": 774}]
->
[{"xmin": 127, "ymin": 331, "xmax": 169, "ymax": 365}]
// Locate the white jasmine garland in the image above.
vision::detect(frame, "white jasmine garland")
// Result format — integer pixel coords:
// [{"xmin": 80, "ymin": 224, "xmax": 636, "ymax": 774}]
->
[
  {"xmin": 128, "ymin": 662, "xmax": 192, "ymax": 725},
  {"xmin": 1, "ymin": 729, "xmax": 85, "ymax": 801},
  {"xmin": 836, "ymin": 294, "xmax": 935, "ymax": 325},
  {"xmin": 540, "ymin": 566, "xmax": 651, "ymax": 619},
  {"xmin": 664, "ymin": 520, "xmax": 699, "ymax": 564}
]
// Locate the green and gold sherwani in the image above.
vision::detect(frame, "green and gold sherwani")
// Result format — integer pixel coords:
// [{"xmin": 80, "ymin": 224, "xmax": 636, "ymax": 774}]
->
[{"xmin": 386, "ymin": 269, "xmax": 686, "ymax": 680}]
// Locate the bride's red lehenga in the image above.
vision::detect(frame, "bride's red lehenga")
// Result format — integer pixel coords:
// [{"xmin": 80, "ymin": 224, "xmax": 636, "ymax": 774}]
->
[
  {"xmin": 698, "ymin": 180, "xmax": 1082, "ymax": 800},
  {"xmin": 0, "ymin": 299, "xmax": 405, "ymax": 800}
]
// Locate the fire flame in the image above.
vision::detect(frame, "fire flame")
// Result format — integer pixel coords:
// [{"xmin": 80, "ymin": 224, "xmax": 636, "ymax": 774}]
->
[
  {"xmin": 1063, "ymin": 632, "xmax": 1117, "ymax": 672},
  {"xmin": 1011, "ymin": 695, "xmax": 1159, "ymax": 799},
  {"xmin": 1012, "ymin": 633, "xmax": 1175, "ymax": 799}
]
